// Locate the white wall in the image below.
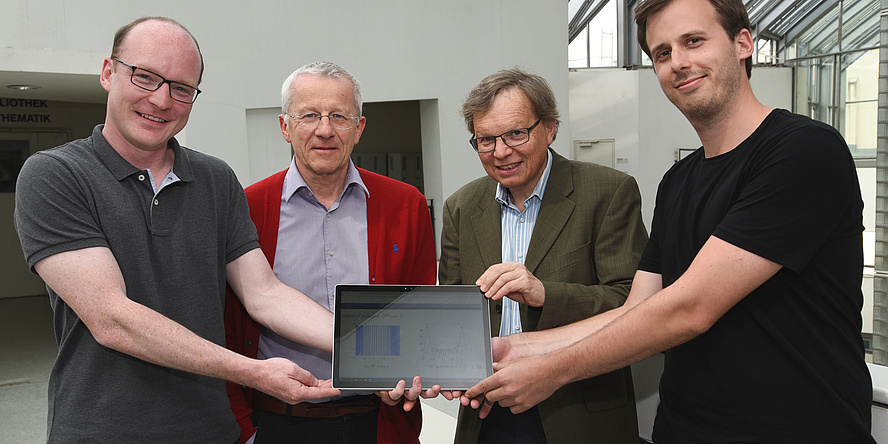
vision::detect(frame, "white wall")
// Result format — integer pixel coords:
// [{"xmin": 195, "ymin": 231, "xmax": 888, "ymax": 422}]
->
[{"xmin": 1, "ymin": 1, "xmax": 569, "ymax": 255}]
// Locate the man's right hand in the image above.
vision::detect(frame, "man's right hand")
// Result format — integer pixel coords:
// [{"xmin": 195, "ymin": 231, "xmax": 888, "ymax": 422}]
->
[
  {"xmin": 255, "ymin": 357, "xmax": 340, "ymax": 404},
  {"xmin": 476, "ymin": 262, "xmax": 546, "ymax": 307},
  {"xmin": 461, "ymin": 352, "xmax": 566, "ymax": 418}
]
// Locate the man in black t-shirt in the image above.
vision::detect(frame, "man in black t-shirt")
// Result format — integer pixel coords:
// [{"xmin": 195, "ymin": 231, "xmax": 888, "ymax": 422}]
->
[{"xmin": 458, "ymin": 0, "xmax": 874, "ymax": 441}]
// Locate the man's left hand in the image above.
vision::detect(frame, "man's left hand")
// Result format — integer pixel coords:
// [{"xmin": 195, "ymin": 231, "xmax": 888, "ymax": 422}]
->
[
  {"xmin": 376, "ymin": 376, "xmax": 442, "ymax": 411},
  {"xmin": 476, "ymin": 262, "xmax": 545, "ymax": 307}
]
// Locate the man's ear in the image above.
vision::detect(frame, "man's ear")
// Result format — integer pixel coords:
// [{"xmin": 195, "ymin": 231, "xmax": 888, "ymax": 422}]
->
[
  {"xmin": 279, "ymin": 114, "xmax": 292, "ymax": 144},
  {"xmin": 353, "ymin": 115, "xmax": 367, "ymax": 145},
  {"xmin": 100, "ymin": 57, "xmax": 114, "ymax": 93},
  {"xmin": 545, "ymin": 119, "xmax": 557, "ymax": 146},
  {"xmin": 736, "ymin": 28, "xmax": 754, "ymax": 61}
]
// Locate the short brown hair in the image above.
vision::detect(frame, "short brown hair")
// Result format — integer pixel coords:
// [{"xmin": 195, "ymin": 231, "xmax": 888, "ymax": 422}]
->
[
  {"xmin": 461, "ymin": 68, "xmax": 561, "ymax": 141},
  {"xmin": 635, "ymin": 0, "xmax": 753, "ymax": 78},
  {"xmin": 111, "ymin": 17, "xmax": 205, "ymax": 84}
]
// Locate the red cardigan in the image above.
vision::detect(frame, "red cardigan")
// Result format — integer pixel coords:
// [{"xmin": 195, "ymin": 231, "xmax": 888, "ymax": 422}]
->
[{"xmin": 225, "ymin": 168, "xmax": 437, "ymax": 444}]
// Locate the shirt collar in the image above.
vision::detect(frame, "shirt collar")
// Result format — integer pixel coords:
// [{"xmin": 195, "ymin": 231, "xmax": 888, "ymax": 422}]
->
[
  {"xmin": 283, "ymin": 157, "xmax": 369, "ymax": 202},
  {"xmin": 92, "ymin": 124, "xmax": 192, "ymax": 182},
  {"xmin": 495, "ymin": 149, "xmax": 553, "ymax": 207}
]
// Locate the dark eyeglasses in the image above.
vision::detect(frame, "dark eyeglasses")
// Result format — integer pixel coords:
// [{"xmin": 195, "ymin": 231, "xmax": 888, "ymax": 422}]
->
[
  {"xmin": 469, "ymin": 119, "xmax": 541, "ymax": 153},
  {"xmin": 112, "ymin": 57, "xmax": 201, "ymax": 104}
]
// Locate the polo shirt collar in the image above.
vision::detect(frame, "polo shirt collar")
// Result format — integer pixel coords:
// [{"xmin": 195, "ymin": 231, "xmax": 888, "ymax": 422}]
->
[{"xmin": 92, "ymin": 124, "xmax": 192, "ymax": 182}]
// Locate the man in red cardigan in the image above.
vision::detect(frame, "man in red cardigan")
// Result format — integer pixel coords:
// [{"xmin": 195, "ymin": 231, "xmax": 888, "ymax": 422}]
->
[{"xmin": 225, "ymin": 61, "xmax": 437, "ymax": 444}]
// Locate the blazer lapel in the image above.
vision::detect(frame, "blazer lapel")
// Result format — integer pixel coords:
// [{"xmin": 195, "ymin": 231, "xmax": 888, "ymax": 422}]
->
[
  {"xmin": 470, "ymin": 190, "xmax": 503, "ymax": 268},
  {"xmin": 525, "ymin": 152, "xmax": 575, "ymax": 273}
]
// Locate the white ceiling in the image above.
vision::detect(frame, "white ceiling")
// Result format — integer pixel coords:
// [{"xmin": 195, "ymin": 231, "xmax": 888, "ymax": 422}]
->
[{"xmin": 0, "ymin": 71, "xmax": 106, "ymax": 104}]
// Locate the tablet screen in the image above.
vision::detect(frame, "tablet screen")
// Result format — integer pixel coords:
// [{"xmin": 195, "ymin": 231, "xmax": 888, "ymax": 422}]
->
[{"xmin": 333, "ymin": 285, "xmax": 493, "ymax": 390}]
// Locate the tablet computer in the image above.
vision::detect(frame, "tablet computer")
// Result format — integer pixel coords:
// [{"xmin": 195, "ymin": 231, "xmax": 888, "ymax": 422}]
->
[{"xmin": 332, "ymin": 284, "xmax": 493, "ymax": 390}]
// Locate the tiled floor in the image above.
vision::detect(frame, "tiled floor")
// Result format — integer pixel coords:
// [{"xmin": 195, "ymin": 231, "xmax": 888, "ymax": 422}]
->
[
  {"xmin": 0, "ymin": 295, "xmax": 459, "ymax": 443},
  {"xmin": 0, "ymin": 296, "xmax": 56, "ymax": 443}
]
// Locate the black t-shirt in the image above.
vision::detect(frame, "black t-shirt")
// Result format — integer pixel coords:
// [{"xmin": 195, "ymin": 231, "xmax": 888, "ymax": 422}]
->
[{"xmin": 639, "ymin": 110, "xmax": 873, "ymax": 443}]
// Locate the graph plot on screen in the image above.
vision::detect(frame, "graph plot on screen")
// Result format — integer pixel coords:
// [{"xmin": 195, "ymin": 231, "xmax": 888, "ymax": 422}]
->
[{"xmin": 421, "ymin": 324, "xmax": 468, "ymax": 359}]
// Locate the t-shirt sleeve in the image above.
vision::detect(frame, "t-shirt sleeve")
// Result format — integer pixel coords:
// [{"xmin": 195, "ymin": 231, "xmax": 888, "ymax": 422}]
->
[
  {"xmin": 638, "ymin": 234, "xmax": 661, "ymax": 275},
  {"xmin": 223, "ymin": 165, "xmax": 260, "ymax": 264},
  {"xmin": 712, "ymin": 125, "xmax": 860, "ymax": 274},
  {"xmin": 14, "ymin": 151, "xmax": 109, "ymax": 272},
  {"xmin": 638, "ymin": 177, "xmax": 671, "ymax": 274}
]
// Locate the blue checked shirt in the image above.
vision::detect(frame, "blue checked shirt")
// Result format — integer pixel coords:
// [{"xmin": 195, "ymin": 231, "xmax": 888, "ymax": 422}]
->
[{"xmin": 495, "ymin": 150, "xmax": 553, "ymax": 337}]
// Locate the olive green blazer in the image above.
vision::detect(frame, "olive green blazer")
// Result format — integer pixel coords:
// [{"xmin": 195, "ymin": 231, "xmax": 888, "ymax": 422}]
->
[{"xmin": 439, "ymin": 150, "xmax": 648, "ymax": 443}]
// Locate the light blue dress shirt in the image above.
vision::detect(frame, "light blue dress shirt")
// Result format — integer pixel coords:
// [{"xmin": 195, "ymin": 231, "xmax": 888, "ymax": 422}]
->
[
  {"xmin": 495, "ymin": 150, "xmax": 553, "ymax": 337},
  {"xmin": 257, "ymin": 158, "xmax": 369, "ymax": 401}
]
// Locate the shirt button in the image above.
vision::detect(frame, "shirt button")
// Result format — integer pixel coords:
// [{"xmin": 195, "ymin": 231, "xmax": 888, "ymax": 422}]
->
[
  {"xmin": 138, "ymin": 174, "xmax": 145, "ymax": 181},
  {"xmin": 518, "ymin": 253, "xmax": 523, "ymax": 258},
  {"xmin": 329, "ymin": 251, "xmax": 335, "ymax": 256},
  {"xmin": 154, "ymin": 199, "xmax": 159, "ymax": 206},
  {"xmin": 519, "ymin": 217, "xmax": 525, "ymax": 223}
]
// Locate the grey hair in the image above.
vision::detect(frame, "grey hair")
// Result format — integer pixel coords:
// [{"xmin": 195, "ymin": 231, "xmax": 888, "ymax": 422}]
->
[
  {"xmin": 461, "ymin": 67, "xmax": 560, "ymax": 142},
  {"xmin": 281, "ymin": 61, "xmax": 363, "ymax": 117}
]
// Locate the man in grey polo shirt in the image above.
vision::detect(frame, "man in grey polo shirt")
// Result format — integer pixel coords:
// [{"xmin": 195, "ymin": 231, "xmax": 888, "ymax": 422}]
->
[{"xmin": 14, "ymin": 17, "xmax": 339, "ymax": 443}]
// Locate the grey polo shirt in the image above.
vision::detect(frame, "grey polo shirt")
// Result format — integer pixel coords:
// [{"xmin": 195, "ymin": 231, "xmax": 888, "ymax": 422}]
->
[{"xmin": 14, "ymin": 125, "xmax": 258, "ymax": 443}]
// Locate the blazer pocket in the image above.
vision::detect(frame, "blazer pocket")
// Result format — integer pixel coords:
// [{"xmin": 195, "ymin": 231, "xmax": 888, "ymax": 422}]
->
[{"xmin": 537, "ymin": 241, "xmax": 593, "ymax": 280}]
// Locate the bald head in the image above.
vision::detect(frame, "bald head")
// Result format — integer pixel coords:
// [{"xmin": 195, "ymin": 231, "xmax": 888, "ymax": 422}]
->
[{"xmin": 111, "ymin": 17, "xmax": 204, "ymax": 84}]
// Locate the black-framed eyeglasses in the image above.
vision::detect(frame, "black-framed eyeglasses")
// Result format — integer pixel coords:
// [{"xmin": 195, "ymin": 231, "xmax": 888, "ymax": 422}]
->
[
  {"xmin": 111, "ymin": 57, "xmax": 201, "ymax": 104},
  {"xmin": 286, "ymin": 112, "xmax": 360, "ymax": 131},
  {"xmin": 469, "ymin": 119, "xmax": 541, "ymax": 153}
]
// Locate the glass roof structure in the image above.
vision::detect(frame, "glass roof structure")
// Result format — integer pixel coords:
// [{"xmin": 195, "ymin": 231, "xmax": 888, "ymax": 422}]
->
[{"xmin": 568, "ymin": 0, "xmax": 880, "ymax": 65}]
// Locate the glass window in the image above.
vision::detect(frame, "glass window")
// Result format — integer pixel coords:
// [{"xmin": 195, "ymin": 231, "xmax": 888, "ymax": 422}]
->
[
  {"xmin": 0, "ymin": 140, "xmax": 30, "ymax": 193},
  {"xmin": 755, "ymin": 38, "xmax": 777, "ymax": 65},
  {"xmin": 569, "ymin": 0, "xmax": 619, "ymax": 68},
  {"xmin": 795, "ymin": 6, "xmax": 840, "ymax": 58},
  {"xmin": 793, "ymin": 55, "xmax": 836, "ymax": 125},
  {"xmin": 841, "ymin": 0, "xmax": 880, "ymax": 52},
  {"xmin": 569, "ymin": 26, "xmax": 589, "ymax": 68},
  {"xmin": 587, "ymin": 0, "xmax": 618, "ymax": 67},
  {"xmin": 839, "ymin": 49, "xmax": 878, "ymax": 158}
]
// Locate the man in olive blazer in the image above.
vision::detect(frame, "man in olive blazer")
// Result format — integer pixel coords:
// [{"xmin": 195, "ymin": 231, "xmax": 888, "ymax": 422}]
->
[{"xmin": 439, "ymin": 68, "xmax": 647, "ymax": 443}]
